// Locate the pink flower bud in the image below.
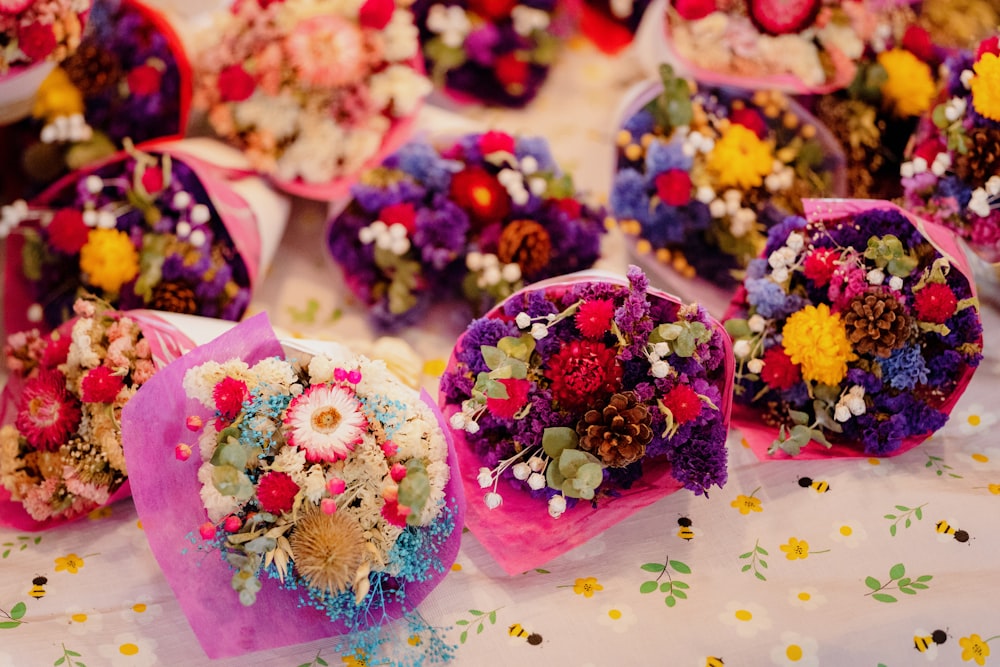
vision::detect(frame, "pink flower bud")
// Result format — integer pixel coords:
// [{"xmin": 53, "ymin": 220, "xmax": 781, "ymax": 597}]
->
[
  {"xmin": 327, "ymin": 478, "xmax": 346, "ymax": 495},
  {"xmin": 186, "ymin": 415, "xmax": 203, "ymax": 431},
  {"xmin": 334, "ymin": 368, "xmax": 348, "ymax": 382},
  {"xmin": 383, "ymin": 485, "xmax": 399, "ymax": 503},
  {"xmin": 199, "ymin": 522, "xmax": 216, "ymax": 540},
  {"xmin": 347, "ymin": 370, "xmax": 362, "ymax": 384},
  {"xmin": 321, "ymin": 498, "xmax": 337, "ymax": 515},
  {"xmin": 381, "ymin": 441, "xmax": 398, "ymax": 457},
  {"xmin": 175, "ymin": 444, "xmax": 192, "ymax": 461},
  {"xmin": 223, "ymin": 516, "xmax": 241, "ymax": 532},
  {"xmin": 390, "ymin": 463, "xmax": 408, "ymax": 482}
]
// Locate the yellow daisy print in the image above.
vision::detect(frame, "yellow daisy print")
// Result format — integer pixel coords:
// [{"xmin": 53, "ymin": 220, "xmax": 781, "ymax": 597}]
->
[
  {"xmin": 54, "ymin": 553, "xmax": 89, "ymax": 574},
  {"xmin": 779, "ymin": 538, "xmax": 810, "ymax": 560},
  {"xmin": 573, "ymin": 577, "xmax": 604, "ymax": 598},
  {"xmin": 731, "ymin": 487, "xmax": 763, "ymax": 515},
  {"xmin": 959, "ymin": 633, "xmax": 995, "ymax": 666}
]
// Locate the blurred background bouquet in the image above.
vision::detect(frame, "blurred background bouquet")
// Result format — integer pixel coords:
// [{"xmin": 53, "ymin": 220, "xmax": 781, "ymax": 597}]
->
[
  {"xmin": 610, "ymin": 65, "xmax": 845, "ymax": 308},
  {"xmin": 901, "ymin": 35, "xmax": 1000, "ymax": 265},
  {"xmin": 326, "ymin": 131, "xmax": 606, "ymax": 330},
  {"xmin": 0, "ymin": 297, "xmax": 194, "ymax": 529},
  {"xmin": 411, "ymin": 0, "xmax": 563, "ymax": 107},
  {"xmin": 192, "ymin": 0, "xmax": 431, "ymax": 199},
  {"xmin": 121, "ymin": 315, "xmax": 464, "ymax": 660},
  {"xmin": 2, "ymin": 140, "xmax": 288, "ymax": 334},
  {"xmin": 724, "ymin": 200, "xmax": 983, "ymax": 459},
  {"xmin": 440, "ymin": 266, "xmax": 732, "ymax": 573}
]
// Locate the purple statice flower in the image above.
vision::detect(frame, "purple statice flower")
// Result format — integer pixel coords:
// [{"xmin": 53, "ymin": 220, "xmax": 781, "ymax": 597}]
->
[
  {"xmin": 881, "ymin": 345, "xmax": 929, "ymax": 391},
  {"xmin": 763, "ymin": 215, "xmax": 807, "ymax": 255},
  {"xmin": 455, "ymin": 318, "xmax": 520, "ymax": 374},
  {"xmin": 623, "ymin": 108, "xmax": 655, "ymax": 139},
  {"xmin": 644, "ymin": 135, "xmax": 692, "ymax": 176},
  {"xmin": 614, "ymin": 266, "xmax": 653, "ymax": 360},
  {"xmin": 926, "ymin": 349, "xmax": 964, "ymax": 385},
  {"xmin": 846, "ymin": 368, "xmax": 882, "ymax": 394},
  {"xmin": 746, "ymin": 258, "xmax": 768, "ymax": 280},
  {"xmin": 350, "ymin": 179, "xmax": 422, "ymax": 214},
  {"xmin": 440, "ymin": 370, "xmax": 475, "ymax": 405},
  {"xmin": 666, "ymin": 417, "xmax": 728, "ymax": 495},
  {"xmin": 610, "ymin": 169, "xmax": 650, "ymax": 225},
  {"xmin": 413, "ymin": 196, "xmax": 470, "ymax": 271}
]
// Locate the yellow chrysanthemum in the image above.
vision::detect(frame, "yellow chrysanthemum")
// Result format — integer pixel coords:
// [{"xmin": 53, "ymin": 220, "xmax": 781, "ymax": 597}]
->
[
  {"xmin": 32, "ymin": 67, "xmax": 85, "ymax": 122},
  {"xmin": 971, "ymin": 52, "xmax": 1000, "ymax": 121},
  {"xmin": 781, "ymin": 304, "xmax": 857, "ymax": 386},
  {"xmin": 706, "ymin": 124, "xmax": 774, "ymax": 190},
  {"xmin": 78, "ymin": 228, "xmax": 140, "ymax": 293},
  {"xmin": 877, "ymin": 48, "xmax": 936, "ymax": 118}
]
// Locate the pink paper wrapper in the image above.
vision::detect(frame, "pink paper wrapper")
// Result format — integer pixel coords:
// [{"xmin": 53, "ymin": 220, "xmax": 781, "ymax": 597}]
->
[
  {"xmin": 440, "ymin": 270, "xmax": 733, "ymax": 575},
  {"xmin": 727, "ymin": 199, "xmax": 981, "ymax": 461},
  {"xmin": 0, "ymin": 310, "xmax": 195, "ymax": 531},
  {"xmin": 120, "ymin": 313, "xmax": 465, "ymax": 659},
  {"xmin": 4, "ymin": 140, "xmax": 271, "ymax": 337}
]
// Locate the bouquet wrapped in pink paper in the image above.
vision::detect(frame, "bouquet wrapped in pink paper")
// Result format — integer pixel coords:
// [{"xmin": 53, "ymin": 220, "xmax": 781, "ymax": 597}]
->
[
  {"xmin": 2, "ymin": 138, "xmax": 288, "ymax": 335},
  {"xmin": 723, "ymin": 200, "xmax": 983, "ymax": 460},
  {"xmin": 0, "ymin": 297, "xmax": 195, "ymax": 530},
  {"xmin": 0, "ymin": 0, "xmax": 90, "ymax": 124},
  {"xmin": 439, "ymin": 266, "xmax": 733, "ymax": 575},
  {"xmin": 192, "ymin": 0, "xmax": 430, "ymax": 200},
  {"xmin": 120, "ymin": 313, "xmax": 464, "ymax": 660}
]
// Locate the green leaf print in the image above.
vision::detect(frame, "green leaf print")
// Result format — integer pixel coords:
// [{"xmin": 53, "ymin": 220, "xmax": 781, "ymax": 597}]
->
[
  {"xmin": 738, "ymin": 538, "xmax": 769, "ymax": 581},
  {"xmin": 54, "ymin": 644, "xmax": 85, "ymax": 667},
  {"xmin": 638, "ymin": 556, "xmax": 692, "ymax": 607},
  {"xmin": 0, "ymin": 602, "xmax": 27, "ymax": 629},
  {"xmin": 1, "ymin": 536, "xmax": 42, "ymax": 559},
  {"xmin": 864, "ymin": 564, "xmax": 933, "ymax": 603},
  {"xmin": 884, "ymin": 503, "xmax": 928, "ymax": 536},
  {"xmin": 925, "ymin": 454, "xmax": 962, "ymax": 479},
  {"xmin": 454, "ymin": 607, "xmax": 502, "ymax": 644}
]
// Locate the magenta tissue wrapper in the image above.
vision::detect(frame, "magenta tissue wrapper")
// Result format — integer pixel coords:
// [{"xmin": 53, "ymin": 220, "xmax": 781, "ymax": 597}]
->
[{"xmin": 120, "ymin": 312, "xmax": 465, "ymax": 658}]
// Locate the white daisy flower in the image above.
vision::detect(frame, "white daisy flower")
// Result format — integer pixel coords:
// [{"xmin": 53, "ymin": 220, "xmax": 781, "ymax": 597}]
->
[{"xmin": 284, "ymin": 384, "xmax": 367, "ymax": 462}]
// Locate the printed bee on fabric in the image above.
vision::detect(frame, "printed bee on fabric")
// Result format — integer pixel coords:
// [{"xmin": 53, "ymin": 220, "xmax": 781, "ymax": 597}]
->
[
  {"xmin": 508, "ymin": 623, "xmax": 543, "ymax": 645},
  {"xmin": 705, "ymin": 657, "xmax": 725, "ymax": 667},
  {"xmin": 798, "ymin": 477, "xmax": 830, "ymax": 493},
  {"xmin": 935, "ymin": 520, "xmax": 970, "ymax": 543},
  {"xmin": 677, "ymin": 517, "xmax": 695, "ymax": 541},
  {"xmin": 913, "ymin": 630, "xmax": 948, "ymax": 660},
  {"xmin": 28, "ymin": 576, "xmax": 47, "ymax": 600}
]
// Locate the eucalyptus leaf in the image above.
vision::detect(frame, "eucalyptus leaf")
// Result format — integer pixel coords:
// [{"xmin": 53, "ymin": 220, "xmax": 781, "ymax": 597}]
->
[{"xmin": 542, "ymin": 427, "xmax": 578, "ymax": 459}]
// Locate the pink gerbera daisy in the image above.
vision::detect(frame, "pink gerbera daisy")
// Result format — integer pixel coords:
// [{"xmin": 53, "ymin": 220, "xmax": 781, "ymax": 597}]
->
[
  {"xmin": 15, "ymin": 370, "xmax": 81, "ymax": 451},
  {"xmin": 284, "ymin": 384, "xmax": 367, "ymax": 462}
]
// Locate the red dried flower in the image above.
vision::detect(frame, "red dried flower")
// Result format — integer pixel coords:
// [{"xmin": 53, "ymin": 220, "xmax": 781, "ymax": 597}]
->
[
  {"xmin": 40, "ymin": 329, "xmax": 72, "ymax": 368},
  {"xmin": 255, "ymin": 471, "xmax": 300, "ymax": 514},
  {"xmin": 913, "ymin": 283, "xmax": 958, "ymax": 324},
  {"xmin": 218, "ymin": 64, "xmax": 256, "ymax": 102},
  {"xmin": 485, "ymin": 377, "xmax": 530, "ymax": 419},
  {"xmin": 545, "ymin": 340, "xmax": 622, "ymax": 410},
  {"xmin": 449, "ymin": 167, "xmax": 511, "ymax": 228},
  {"xmin": 654, "ymin": 169, "xmax": 692, "ymax": 206},
  {"xmin": 80, "ymin": 366, "xmax": 125, "ymax": 403},
  {"xmin": 379, "ymin": 202, "xmax": 417, "ymax": 235},
  {"xmin": 17, "ymin": 22, "xmax": 56, "ymax": 61},
  {"xmin": 479, "ymin": 130, "xmax": 516, "ymax": 155},
  {"xmin": 468, "ymin": 0, "xmax": 516, "ymax": 20},
  {"xmin": 672, "ymin": 0, "xmax": 716, "ymax": 20},
  {"xmin": 976, "ymin": 36, "xmax": 1000, "ymax": 59},
  {"xmin": 554, "ymin": 197, "xmax": 582, "ymax": 219},
  {"xmin": 760, "ymin": 345, "xmax": 801, "ymax": 391},
  {"xmin": 802, "ymin": 247, "xmax": 838, "ymax": 287},
  {"xmin": 575, "ymin": 299, "xmax": 615, "ymax": 339},
  {"xmin": 213, "ymin": 376, "xmax": 249, "ymax": 420},
  {"xmin": 902, "ymin": 26, "xmax": 935, "ymax": 64},
  {"xmin": 15, "ymin": 370, "xmax": 81, "ymax": 451},
  {"xmin": 730, "ymin": 107, "xmax": 768, "ymax": 138},
  {"xmin": 381, "ymin": 494, "xmax": 410, "ymax": 527},
  {"xmin": 494, "ymin": 53, "xmax": 529, "ymax": 90},
  {"xmin": 141, "ymin": 166, "xmax": 164, "ymax": 194},
  {"xmin": 127, "ymin": 64, "xmax": 163, "ymax": 96},
  {"xmin": 358, "ymin": 0, "xmax": 394, "ymax": 29},
  {"xmin": 47, "ymin": 209, "xmax": 90, "ymax": 254},
  {"xmin": 660, "ymin": 384, "xmax": 702, "ymax": 424}
]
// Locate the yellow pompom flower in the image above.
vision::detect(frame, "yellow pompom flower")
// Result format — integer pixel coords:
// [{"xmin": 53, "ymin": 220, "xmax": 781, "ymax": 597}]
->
[
  {"xmin": 79, "ymin": 228, "xmax": 140, "ymax": 293},
  {"xmin": 706, "ymin": 124, "xmax": 774, "ymax": 190},
  {"xmin": 32, "ymin": 67, "xmax": 85, "ymax": 123},
  {"xmin": 877, "ymin": 48, "xmax": 936, "ymax": 118},
  {"xmin": 971, "ymin": 52, "xmax": 1000, "ymax": 121},
  {"xmin": 780, "ymin": 303, "xmax": 857, "ymax": 386}
]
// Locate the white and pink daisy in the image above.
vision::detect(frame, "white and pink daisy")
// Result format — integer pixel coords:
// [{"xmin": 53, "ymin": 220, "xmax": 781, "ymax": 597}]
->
[{"xmin": 284, "ymin": 384, "xmax": 367, "ymax": 462}]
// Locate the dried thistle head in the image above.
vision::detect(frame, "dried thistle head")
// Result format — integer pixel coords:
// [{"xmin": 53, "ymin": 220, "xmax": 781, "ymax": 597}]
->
[{"xmin": 288, "ymin": 509, "xmax": 366, "ymax": 596}]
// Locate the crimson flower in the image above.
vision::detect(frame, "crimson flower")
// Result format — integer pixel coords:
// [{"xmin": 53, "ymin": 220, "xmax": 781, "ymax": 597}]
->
[
  {"xmin": 479, "ymin": 130, "xmax": 516, "ymax": 155},
  {"xmin": 15, "ymin": 370, "xmax": 81, "ymax": 451},
  {"xmin": 802, "ymin": 247, "xmax": 838, "ymax": 287},
  {"xmin": 729, "ymin": 107, "xmax": 768, "ymax": 138},
  {"xmin": 127, "ymin": 64, "xmax": 163, "ymax": 96},
  {"xmin": 913, "ymin": 283, "xmax": 957, "ymax": 324},
  {"xmin": 218, "ymin": 64, "xmax": 256, "ymax": 102},
  {"xmin": 485, "ymin": 377, "xmax": 530, "ymax": 419},
  {"xmin": 494, "ymin": 53, "xmax": 529, "ymax": 91},
  {"xmin": 379, "ymin": 202, "xmax": 417, "ymax": 235},
  {"xmin": 672, "ymin": 0, "xmax": 716, "ymax": 21},
  {"xmin": 141, "ymin": 166, "xmax": 165, "ymax": 194},
  {"xmin": 760, "ymin": 346, "xmax": 801, "ymax": 391},
  {"xmin": 47, "ymin": 209, "xmax": 90, "ymax": 254},
  {"xmin": 17, "ymin": 22, "xmax": 56, "ymax": 61},
  {"xmin": 213, "ymin": 376, "xmax": 249, "ymax": 420},
  {"xmin": 654, "ymin": 169, "xmax": 692, "ymax": 206},
  {"xmin": 80, "ymin": 366, "xmax": 125, "ymax": 403},
  {"xmin": 449, "ymin": 167, "xmax": 511, "ymax": 227},
  {"xmin": 468, "ymin": 0, "xmax": 516, "ymax": 20},
  {"xmin": 255, "ymin": 471, "xmax": 299, "ymax": 514},
  {"xmin": 358, "ymin": 0, "xmax": 394, "ymax": 29},
  {"xmin": 545, "ymin": 340, "xmax": 622, "ymax": 410},
  {"xmin": 660, "ymin": 384, "xmax": 702, "ymax": 424},
  {"xmin": 575, "ymin": 299, "xmax": 615, "ymax": 339}
]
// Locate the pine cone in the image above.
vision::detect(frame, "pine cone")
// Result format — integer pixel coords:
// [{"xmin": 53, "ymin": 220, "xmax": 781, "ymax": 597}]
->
[
  {"xmin": 576, "ymin": 391, "xmax": 653, "ymax": 468},
  {"xmin": 843, "ymin": 290, "xmax": 911, "ymax": 358},
  {"xmin": 150, "ymin": 281, "xmax": 199, "ymax": 314},
  {"xmin": 953, "ymin": 127, "xmax": 1000, "ymax": 185},
  {"xmin": 63, "ymin": 44, "xmax": 122, "ymax": 96},
  {"xmin": 497, "ymin": 219, "xmax": 552, "ymax": 279}
]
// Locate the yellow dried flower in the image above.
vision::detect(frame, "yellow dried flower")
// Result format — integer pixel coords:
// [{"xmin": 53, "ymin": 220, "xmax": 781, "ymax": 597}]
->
[
  {"xmin": 706, "ymin": 124, "xmax": 774, "ymax": 190},
  {"xmin": 781, "ymin": 304, "xmax": 857, "ymax": 386},
  {"xmin": 78, "ymin": 228, "xmax": 139, "ymax": 293},
  {"xmin": 971, "ymin": 52, "xmax": 1000, "ymax": 122},
  {"xmin": 877, "ymin": 49, "xmax": 936, "ymax": 118}
]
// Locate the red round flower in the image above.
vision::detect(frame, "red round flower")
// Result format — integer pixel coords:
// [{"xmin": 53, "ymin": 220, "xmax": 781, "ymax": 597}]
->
[
  {"xmin": 913, "ymin": 283, "xmax": 958, "ymax": 324},
  {"xmin": 760, "ymin": 345, "xmax": 801, "ymax": 391},
  {"xmin": 80, "ymin": 366, "xmax": 125, "ymax": 403},
  {"xmin": 672, "ymin": 0, "xmax": 716, "ymax": 21},
  {"xmin": 729, "ymin": 107, "xmax": 768, "ymax": 138},
  {"xmin": 213, "ymin": 376, "xmax": 249, "ymax": 420},
  {"xmin": 218, "ymin": 64, "xmax": 256, "ymax": 102},
  {"xmin": 379, "ymin": 202, "xmax": 417, "ymax": 235},
  {"xmin": 255, "ymin": 471, "xmax": 299, "ymax": 514},
  {"xmin": 468, "ymin": 0, "xmax": 516, "ymax": 20},
  {"xmin": 40, "ymin": 329, "xmax": 72, "ymax": 368},
  {"xmin": 660, "ymin": 384, "xmax": 702, "ymax": 424},
  {"xmin": 140, "ymin": 166, "xmax": 164, "ymax": 194},
  {"xmin": 127, "ymin": 64, "xmax": 163, "ymax": 96},
  {"xmin": 494, "ymin": 53, "xmax": 529, "ymax": 91},
  {"xmin": 449, "ymin": 166, "xmax": 511, "ymax": 227},
  {"xmin": 912, "ymin": 137, "xmax": 946, "ymax": 165},
  {"xmin": 554, "ymin": 197, "xmax": 582, "ymax": 219},
  {"xmin": 802, "ymin": 247, "xmax": 838, "ymax": 287},
  {"xmin": 15, "ymin": 370, "xmax": 81, "ymax": 451},
  {"xmin": 485, "ymin": 377, "xmax": 530, "ymax": 419},
  {"xmin": 17, "ymin": 22, "xmax": 56, "ymax": 61},
  {"xmin": 47, "ymin": 209, "xmax": 90, "ymax": 254},
  {"xmin": 358, "ymin": 0, "xmax": 394, "ymax": 29},
  {"xmin": 976, "ymin": 35, "xmax": 1000, "ymax": 59},
  {"xmin": 902, "ymin": 26, "xmax": 935, "ymax": 64},
  {"xmin": 545, "ymin": 340, "xmax": 622, "ymax": 410},
  {"xmin": 575, "ymin": 299, "xmax": 615, "ymax": 339},
  {"xmin": 479, "ymin": 130, "xmax": 516, "ymax": 156},
  {"xmin": 654, "ymin": 169, "xmax": 692, "ymax": 206}
]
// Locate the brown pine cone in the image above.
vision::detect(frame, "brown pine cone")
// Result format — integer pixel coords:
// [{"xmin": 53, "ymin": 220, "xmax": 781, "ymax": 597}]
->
[
  {"xmin": 497, "ymin": 219, "xmax": 552, "ymax": 279},
  {"xmin": 843, "ymin": 290, "xmax": 912, "ymax": 358},
  {"xmin": 63, "ymin": 44, "xmax": 122, "ymax": 96},
  {"xmin": 953, "ymin": 126, "xmax": 1000, "ymax": 184},
  {"xmin": 150, "ymin": 281, "xmax": 199, "ymax": 314},
  {"xmin": 576, "ymin": 391, "xmax": 653, "ymax": 468}
]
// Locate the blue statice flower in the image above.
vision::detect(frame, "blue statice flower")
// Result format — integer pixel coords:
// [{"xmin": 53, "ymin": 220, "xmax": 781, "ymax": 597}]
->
[
  {"xmin": 644, "ymin": 135, "xmax": 692, "ymax": 176},
  {"xmin": 610, "ymin": 169, "xmax": 651, "ymax": 226},
  {"xmin": 515, "ymin": 136, "xmax": 557, "ymax": 172},
  {"xmin": 745, "ymin": 278, "xmax": 804, "ymax": 319},
  {"xmin": 881, "ymin": 345, "xmax": 929, "ymax": 391},
  {"xmin": 393, "ymin": 142, "xmax": 456, "ymax": 192},
  {"xmin": 623, "ymin": 108, "xmax": 655, "ymax": 138}
]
